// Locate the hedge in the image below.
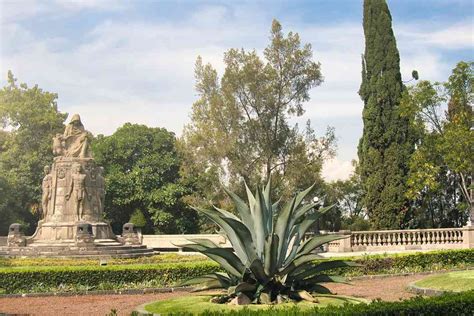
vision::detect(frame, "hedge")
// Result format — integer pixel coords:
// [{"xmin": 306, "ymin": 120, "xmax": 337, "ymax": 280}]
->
[
  {"xmin": 331, "ymin": 248, "xmax": 474, "ymax": 276},
  {"xmin": 0, "ymin": 253, "xmax": 207, "ymax": 267},
  {"xmin": 153, "ymin": 290, "xmax": 474, "ymax": 315},
  {"xmin": 1, "ymin": 249, "xmax": 473, "ymax": 294},
  {"xmin": 0, "ymin": 262, "xmax": 220, "ymax": 293}
]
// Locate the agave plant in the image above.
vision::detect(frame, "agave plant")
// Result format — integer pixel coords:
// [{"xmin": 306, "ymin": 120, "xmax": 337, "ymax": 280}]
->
[{"xmin": 181, "ymin": 179, "xmax": 357, "ymax": 304}]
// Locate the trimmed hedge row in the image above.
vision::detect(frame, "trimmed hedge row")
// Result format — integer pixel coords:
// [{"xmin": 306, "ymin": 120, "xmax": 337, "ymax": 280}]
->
[
  {"xmin": 335, "ymin": 248, "xmax": 474, "ymax": 276},
  {"xmin": 0, "ymin": 262, "xmax": 220, "ymax": 293},
  {"xmin": 0, "ymin": 253, "xmax": 207, "ymax": 267},
  {"xmin": 158, "ymin": 290, "xmax": 474, "ymax": 315},
  {"xmin": 1, "ymin": 249, "xmax": 473, "ymax": 294}
]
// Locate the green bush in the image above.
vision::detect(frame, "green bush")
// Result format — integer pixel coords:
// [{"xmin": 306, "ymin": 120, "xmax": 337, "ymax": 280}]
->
[
  {"xmin": 159, "ymin": 290, "xmax": 474, "ymax": 315},
  {"xmin": 0, "ymin": 249, "xmax": 472, "ymax": 294},
  {"xmin": 327, "ymin": 249, "xmax": 474, "ymax": 276},
  {"xmin": 0, "ymin": 262, "xmax": 220, "ymax": 293},
  {"xmin": 0, "ymin": 253, "xmax": 207, "ymax": 267}
]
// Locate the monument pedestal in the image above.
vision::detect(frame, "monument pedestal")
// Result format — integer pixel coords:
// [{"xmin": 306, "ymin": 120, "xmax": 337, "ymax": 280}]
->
[
  {"xmin": 29, "ymin": 221, "xmax": 116, "ymax": 244},
  {"xmin": 0, "ymin": 114, "xmax": 155, "ymax": 258}
]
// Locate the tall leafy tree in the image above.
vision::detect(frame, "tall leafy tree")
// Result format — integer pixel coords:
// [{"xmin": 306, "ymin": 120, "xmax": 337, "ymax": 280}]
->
[
  {"xmin": 358, "ymin": 0, "xmax": 414, "ymax": 229},
  {"xmin": 0, "ymin": 71, "xmax": 67, "ymax": 234},
  {"xmin": 92, "ymin": 123, "xmax": 199, "ymax": 234},
  {"xmin": 181, "ymin": 20, "xmax": 335, "ymax": 210},
  {"xmin": 403, "ymin": 61, "xmax": 473, "ymax": 227}
]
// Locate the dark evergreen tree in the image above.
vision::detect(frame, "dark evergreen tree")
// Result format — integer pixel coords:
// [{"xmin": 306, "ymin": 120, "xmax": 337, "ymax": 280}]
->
[{"xmin": 358, "ymin": 0, "xmax": 414, "ymax": 229}]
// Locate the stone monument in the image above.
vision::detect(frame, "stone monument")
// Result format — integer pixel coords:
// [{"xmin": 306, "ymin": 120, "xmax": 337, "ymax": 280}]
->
[{"xmin": 1, "ymin": 114, "xmax": 153, "ymax": 258}]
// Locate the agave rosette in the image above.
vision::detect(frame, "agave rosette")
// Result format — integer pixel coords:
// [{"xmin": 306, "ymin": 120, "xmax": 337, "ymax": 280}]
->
[{"xmin": 181, "ymin": 179, "xmax": 357, "ymax": 304}]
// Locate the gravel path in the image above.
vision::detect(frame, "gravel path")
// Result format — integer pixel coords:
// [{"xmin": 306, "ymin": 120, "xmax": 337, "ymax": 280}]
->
[
  {"xmin": 0, "ymin": 274, "xmax": 426, "ymax": 315},
  {"xmin": 324, "ymin": 274, "xmax": 426, "ymax": 301}
]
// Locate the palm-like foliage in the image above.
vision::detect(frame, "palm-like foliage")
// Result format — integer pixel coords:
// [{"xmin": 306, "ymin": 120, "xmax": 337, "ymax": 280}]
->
[{"xmin": 181, "ymin": 179, "xmax": 357, "ymax": 304}]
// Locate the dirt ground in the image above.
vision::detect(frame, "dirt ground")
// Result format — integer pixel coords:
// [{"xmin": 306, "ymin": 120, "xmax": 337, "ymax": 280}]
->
[{"xmin": 0, "ymin": 274, "xmax": 426, "ymax": 316}]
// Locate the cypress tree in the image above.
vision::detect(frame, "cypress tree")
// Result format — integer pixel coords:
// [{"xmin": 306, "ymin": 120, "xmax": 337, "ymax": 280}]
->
[{"xmin": 358, "ymin": 0, "xmax": 413, "ymax": 229}]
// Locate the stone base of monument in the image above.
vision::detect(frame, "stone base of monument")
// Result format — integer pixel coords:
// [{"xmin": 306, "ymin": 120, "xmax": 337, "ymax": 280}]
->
[{"xmin": 0, "ymin": 222, "xmax": 155, "ymax": 258}]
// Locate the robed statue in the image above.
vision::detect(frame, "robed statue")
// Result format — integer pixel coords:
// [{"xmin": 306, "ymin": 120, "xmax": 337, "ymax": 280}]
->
[{"xmin": 53, "ymin": 114, "xmax": 92, "ymax": 158}]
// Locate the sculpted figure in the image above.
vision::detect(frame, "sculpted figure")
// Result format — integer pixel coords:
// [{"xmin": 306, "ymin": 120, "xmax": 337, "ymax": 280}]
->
[
  {"xmin": 41, "ymin": 165, "xmax": 53, "ymax": 219},
  {"xmin": 52, "ymin": 133, "xmax": 65, "ymax": 156},
  {"xmin": 66, "ymin": 164, "xmax": 90, "ymax": 220},
  {"xmin": 62, "ymin": 114, "xmax": 92, "ymax": 158},
  {"xmin": 96, "ymin": 167, "xmax": 106, "ymax": 215}
]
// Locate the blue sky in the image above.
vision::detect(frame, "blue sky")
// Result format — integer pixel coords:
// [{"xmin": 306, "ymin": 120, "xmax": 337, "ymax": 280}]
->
[{"xmin": 1, "ymin": 0, "xmax": 473, "ymax": 180}]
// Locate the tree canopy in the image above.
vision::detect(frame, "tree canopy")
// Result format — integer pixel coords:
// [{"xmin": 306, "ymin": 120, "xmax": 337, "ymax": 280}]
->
[
  {"xmin": 402, "ymin": 61, "xmax": 473, "ymax": 227},
  {"xmin": 0, "ymin": 71, "xmax": 67, "ymax": 234},
  {"xmin": 181, "ymin": 19, "xmax": 336, "ymax": 210},
  {"xmin": 357, "ymin": 0, "xmax": 415, "ymax": 229},
  {"xmin": 92, "ymin": 123, "xmax": 199, "ymax": 234}
]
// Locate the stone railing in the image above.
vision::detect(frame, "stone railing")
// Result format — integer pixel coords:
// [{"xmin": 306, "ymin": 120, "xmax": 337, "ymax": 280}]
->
[
  {"xmin": 328, "ymin": 226, "xmax": 474, "ymax": 253},
  {"xmin": 138, "ymin": 226, "xmax": 474, "ymax": 253}
]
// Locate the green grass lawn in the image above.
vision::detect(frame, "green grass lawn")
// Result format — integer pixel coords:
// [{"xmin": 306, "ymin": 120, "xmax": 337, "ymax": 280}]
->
[
  {"xmin": 414, "ymin": 270, "xmax": 474, "ymax": 292},
  {"xmin": 144, "ymin": 294, "xmax": 366, "ymax": 315}
]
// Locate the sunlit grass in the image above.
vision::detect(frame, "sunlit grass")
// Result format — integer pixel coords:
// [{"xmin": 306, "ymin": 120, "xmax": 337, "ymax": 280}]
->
[
  {"xmin": 414, "ymin": 270, "xmax": 474, "ymax": 292},
  {"xmin": 144, "ymin": 294, "xmax": 365, "ymax": 314}
]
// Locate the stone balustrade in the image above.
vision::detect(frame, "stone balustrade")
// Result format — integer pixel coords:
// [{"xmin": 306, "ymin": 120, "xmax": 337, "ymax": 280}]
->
[
  {"xmin": 108, "ymin": 226, "xmax": 474, "ymax": 253},
  {"xmin": 328, "ymin": 226, "xmax": 474, "ymax": 252}
]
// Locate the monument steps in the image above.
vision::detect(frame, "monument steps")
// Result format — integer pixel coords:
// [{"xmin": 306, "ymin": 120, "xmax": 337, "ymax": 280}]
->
[{"xmin": 0, "ymin": 245, "xmax": 156, "ymax": 258}]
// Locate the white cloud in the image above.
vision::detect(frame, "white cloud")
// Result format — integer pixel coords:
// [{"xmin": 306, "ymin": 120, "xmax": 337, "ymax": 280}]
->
[
  {"xmin": 0, "ymin": 3, "xmax": 469, "ymax": 164},
  {"xmin": 397, "ymin": 21, "xmax": 473, "ymax": 50},
  {"xmin": 322, "ymin": 158, "xmax": 354, "ymax": 182}
]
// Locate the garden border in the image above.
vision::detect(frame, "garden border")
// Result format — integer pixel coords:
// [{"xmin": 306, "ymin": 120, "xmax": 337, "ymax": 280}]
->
[
  {"xmin": 407, "ymin": 282, "xmax": 447, "ymax": 296},
  {"xmin": 2, "ymin": 268, "xmax": 472, "ymax": 299}
]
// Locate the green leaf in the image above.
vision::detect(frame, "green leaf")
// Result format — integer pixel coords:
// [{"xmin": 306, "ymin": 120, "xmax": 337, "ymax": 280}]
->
[
  {"xmin": 264, "ymin": 234, "xmax": 279, "ymax": 276},
  {"xmin": 290, "ymin": 260, "xmax": 359, "ymax": 281},
  {"xmin": 191, "ymin": 206, "xmax": 248, "ymax": 264},
  {"xmin": 279, "ymin": 254, "xmax": 322, "ymax": 276},
  {"xmin": 296, "ymin": 234, "xmax": 347, "ymax": 258},
  {"xmin": 253, "ymin": 187, "xmax": 267, "ymax": 259},
  {"xmin": 221, "ymin": 217, "xmax": 258, "ymax": 265},
  {"xmin": 274, "ymin": 196, "xmax": 296, "ymax": 266},
  {"xmin": 234, "ymin": 282, "xmax": 257, "ymax": 295},
  {"xmin": 249, "ymin": 258, "xmax": 269, "ymax": 284}
]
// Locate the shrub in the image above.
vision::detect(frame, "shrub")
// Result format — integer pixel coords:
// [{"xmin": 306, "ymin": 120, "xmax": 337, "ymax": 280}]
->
[
  {"xmin": 182, "ymin": 179, "xmax": 352, "ymax": 304},
  {"xmin": 0, "ymin": 253, "xmax": 207, "ymax": 267},
  {"xmin": 0, "ymin": 249, "xmax": 472, "ymax": 294},
  {"xmin": 0, "ymin": 262, "xmax": 220, "ymax": 293},
  {"xmin": 163, "ymin": 290, "xmax": 474, "ymax": 315}
]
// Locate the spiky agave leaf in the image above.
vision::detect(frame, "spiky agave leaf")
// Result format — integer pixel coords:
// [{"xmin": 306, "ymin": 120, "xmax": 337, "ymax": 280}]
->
[
  {"xmin": 179, "ymin": 241, "xmax": 245, "ymax": 278},
  {"xmin": 180, "ymin": 272, "xmax": 233, "ymax": 291},
  {"xmin": 183, "ymin": 177, "xmax": 354, "ymax": 304}
]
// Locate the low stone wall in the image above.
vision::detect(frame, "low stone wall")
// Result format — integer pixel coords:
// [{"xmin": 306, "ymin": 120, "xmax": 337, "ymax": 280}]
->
[
  {"xmin": 0, "ymin": 236, "xmax": 7, "ymax": 246},
  {"xmin": 142, "ymin": 234, "xmax": 231, "ymax": 251},
  {"xmin": 328, "ymin": 225, "xmax": 474, "ymax": 253}
]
